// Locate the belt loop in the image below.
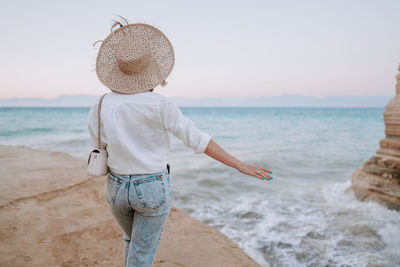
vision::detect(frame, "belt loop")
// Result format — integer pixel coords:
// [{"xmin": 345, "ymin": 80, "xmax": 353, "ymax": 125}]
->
[{"xmin": 167, "ymin": 163, "xmax": 170, "ymax": 174}]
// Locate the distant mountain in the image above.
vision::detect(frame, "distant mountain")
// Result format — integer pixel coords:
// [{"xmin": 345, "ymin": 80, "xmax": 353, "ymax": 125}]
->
[
  {"xmin": 0, "ymin": 95, "xmax": 100, "ymax": 107},
  {"xmin": 170, "ymin": 95, "xmax": 392, "ymax": 107},
  {"xmin": 0, "ymin": 94, "xmax": 393, "ymax": 107}
]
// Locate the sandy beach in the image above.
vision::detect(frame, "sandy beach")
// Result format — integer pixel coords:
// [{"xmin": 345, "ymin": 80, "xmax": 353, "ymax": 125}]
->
[{"xmin": 0, "ymin": 145, "xmax": 261, "ymax": 267}]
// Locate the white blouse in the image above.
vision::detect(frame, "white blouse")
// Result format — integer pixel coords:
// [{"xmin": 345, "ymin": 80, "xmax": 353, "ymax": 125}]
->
[{"xmin": 88, "ymin": 91, "xmax": 212, "ymax": 175}]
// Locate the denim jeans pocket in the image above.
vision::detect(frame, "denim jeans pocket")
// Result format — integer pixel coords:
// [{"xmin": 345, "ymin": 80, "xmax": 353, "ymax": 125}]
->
[
  {"xmin": 105, "ymin": 173, "xmax": 123, "ymax": 205},
  {"xmin": 134, "ymin": 174, "xmax": 167, "ymax": 211}
]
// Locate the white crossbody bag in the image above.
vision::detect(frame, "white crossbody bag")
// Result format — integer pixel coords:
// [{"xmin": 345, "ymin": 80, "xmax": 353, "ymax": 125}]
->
[{"xmin": 87, "ymin": 93, "xmax": 109, "ymax": 176}]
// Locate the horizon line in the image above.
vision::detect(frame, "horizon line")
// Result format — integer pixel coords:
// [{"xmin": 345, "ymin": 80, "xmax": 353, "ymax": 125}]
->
[
  {"xmin": 0, "ymin": 106, "xmax": 387, "ymax": 109},
  {"xmin": 0, "ymin": 93, "xmax": 395, "ymax": 101}
]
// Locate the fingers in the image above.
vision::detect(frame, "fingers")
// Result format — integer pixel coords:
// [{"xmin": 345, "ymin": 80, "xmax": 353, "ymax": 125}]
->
[
  {"xmin": 254, "ymin": 170, "xmax": 273, "ymax": 181},
  {"xmin": 256, "ymin": 166, "xmax": 272, "ymax": 174},
  {"xmin": 261, "ymin": 170, "xmax": 272, "ymax": 178},
  {"xmin": 249, "ymin": 164, "xmax": 272, "ymax": 174},
  {"xmin": 254, "ymin": 172, "xmax": 265, "ymax": 180},
  {"xmin": 262, "ymin": 167, "xmax": 272, "ymax": 174},
  {"xmin": 242, "ymin": 163, "xmax": 274, "ymax": 181}
]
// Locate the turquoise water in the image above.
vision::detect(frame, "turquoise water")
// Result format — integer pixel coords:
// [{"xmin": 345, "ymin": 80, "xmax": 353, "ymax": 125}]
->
[{"xmin": 1, "ymin": 107, "xmax": 399, "ymax": 266}]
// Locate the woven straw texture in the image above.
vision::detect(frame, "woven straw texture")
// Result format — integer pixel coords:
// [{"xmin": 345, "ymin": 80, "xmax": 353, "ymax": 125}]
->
[{"xmin": 96, "ymin": 23, "xmax": 175, "ymax": 94}]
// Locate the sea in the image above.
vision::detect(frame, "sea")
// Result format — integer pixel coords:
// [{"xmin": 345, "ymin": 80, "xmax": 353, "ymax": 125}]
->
[{"xmin": 1, "ymin": 106, "xmax": 399, "ymax": 267}]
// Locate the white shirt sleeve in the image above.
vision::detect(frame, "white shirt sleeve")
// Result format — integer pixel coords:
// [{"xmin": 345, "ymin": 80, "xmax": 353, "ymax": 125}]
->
[{"xmin": 159, "ymin": 97, "xmax": 211, "ymax": 154}]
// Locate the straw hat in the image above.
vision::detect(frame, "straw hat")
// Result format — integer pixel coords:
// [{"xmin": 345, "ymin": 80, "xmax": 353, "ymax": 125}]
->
[{"xmin": 95, "ymin": 23, "xmax": 175, "ymax": 94}]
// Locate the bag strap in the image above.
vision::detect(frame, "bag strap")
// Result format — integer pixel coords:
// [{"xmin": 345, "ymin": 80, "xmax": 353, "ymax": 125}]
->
[{"xmin": 97, "ymin": 93, "xmax": 108, "ymax": 149}]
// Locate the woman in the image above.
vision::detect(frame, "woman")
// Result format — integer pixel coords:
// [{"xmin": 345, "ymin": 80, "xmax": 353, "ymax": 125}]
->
[{"xmin": 88, "ymin": 18, "xmax": 273, "ymax": 267}]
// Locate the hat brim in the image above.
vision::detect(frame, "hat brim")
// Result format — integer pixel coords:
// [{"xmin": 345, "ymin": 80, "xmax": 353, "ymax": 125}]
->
[{"xmin": 96, "ymin": 23, "xmax": 175, "ymax": 94}]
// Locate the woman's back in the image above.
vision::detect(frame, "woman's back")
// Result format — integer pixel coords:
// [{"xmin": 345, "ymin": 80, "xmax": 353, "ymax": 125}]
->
[{"xmin": 88, "ymin": 91, "xmax": 211, "ymax": 175}]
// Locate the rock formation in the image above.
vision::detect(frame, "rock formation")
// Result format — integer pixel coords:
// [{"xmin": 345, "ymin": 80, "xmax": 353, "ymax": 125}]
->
[{"xmin": 350, "ymin": 63, "xmax": 400, "ymax": 210}]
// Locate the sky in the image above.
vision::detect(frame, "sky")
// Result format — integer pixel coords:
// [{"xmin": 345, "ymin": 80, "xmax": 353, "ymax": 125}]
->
[{"xmin": 0, "ymin": 0, "xmax": 399, "ymax": 99}]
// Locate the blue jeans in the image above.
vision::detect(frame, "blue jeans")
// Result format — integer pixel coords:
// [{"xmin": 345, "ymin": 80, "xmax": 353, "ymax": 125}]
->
[{"xmin": 105, "ymin": 167, "xmax": 172, "ymax": 267}]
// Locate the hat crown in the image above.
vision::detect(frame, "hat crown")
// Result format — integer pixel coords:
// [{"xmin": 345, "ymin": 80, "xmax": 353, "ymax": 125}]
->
[{"xmin": 116, "ymin": 54, "xmax": 152, "ymax": 76}]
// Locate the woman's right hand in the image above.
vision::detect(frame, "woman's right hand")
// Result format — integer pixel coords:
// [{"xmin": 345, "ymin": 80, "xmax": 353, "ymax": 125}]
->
[
  {"xmin": 236, "ymin": 162, "xmax": 273, "ymax": 181},
  {"xmin": 204, "ymin": 139, "xmax": 273, "ymax": 181}
]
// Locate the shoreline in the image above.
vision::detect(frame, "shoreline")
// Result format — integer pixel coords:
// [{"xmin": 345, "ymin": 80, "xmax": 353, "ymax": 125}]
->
[{"xmin": 0, "ymin": 145, "xmax": 261, "ymax": 266}]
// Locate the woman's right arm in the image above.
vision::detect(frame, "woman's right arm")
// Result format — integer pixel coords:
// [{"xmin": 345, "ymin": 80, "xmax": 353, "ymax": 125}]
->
[
  {"xmin": 159, "ymin": 97, "xmax": 272, "ymax": 181},
  {"xmin": 204, "ymin": 139, "xmax": 273, "ymax": 181}
]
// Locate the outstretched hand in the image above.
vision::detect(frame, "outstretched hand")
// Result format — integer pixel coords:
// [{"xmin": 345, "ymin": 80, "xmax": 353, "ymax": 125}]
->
[
  {"xmin": 204, "ymin": 139, "xmax": 274, "ymax": 181},
  {"xmin": 236, "ymin": 162, "xmax": 273, "ymax": 181}
]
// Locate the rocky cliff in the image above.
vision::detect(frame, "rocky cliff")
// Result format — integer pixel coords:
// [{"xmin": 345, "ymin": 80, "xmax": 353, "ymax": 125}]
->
[{"xmin": 350, "ymin": 63, "xmax": 400, "ymax": 210}]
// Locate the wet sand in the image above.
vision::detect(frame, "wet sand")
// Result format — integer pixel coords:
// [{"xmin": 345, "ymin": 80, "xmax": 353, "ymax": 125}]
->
[{"xmin": 0, "ymin": 145, "xmax": 261, "ymax": 266}]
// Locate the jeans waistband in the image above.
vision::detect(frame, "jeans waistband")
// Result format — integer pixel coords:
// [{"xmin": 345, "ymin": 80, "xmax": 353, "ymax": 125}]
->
[{"xmin": 109, "ymin": 164, "xmax": 170, "ymax": 181}]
